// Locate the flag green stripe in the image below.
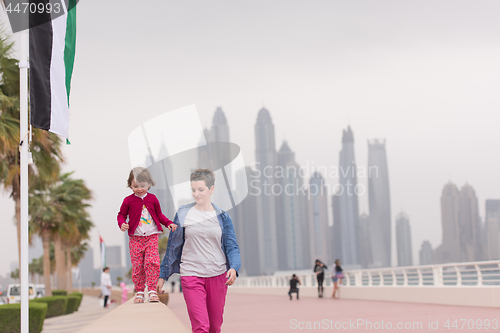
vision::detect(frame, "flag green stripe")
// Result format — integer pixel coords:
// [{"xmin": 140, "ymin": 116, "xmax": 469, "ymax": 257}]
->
[{"xmin": 64, "ymin": 0, "xmax": 77, "ymax": 105}]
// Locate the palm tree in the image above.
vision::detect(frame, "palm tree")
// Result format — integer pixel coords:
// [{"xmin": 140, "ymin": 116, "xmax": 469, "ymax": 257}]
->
[
  {"xmin": 0, "ymin": 26, "xmax": 64, "ymax": 265},
  {"xmin": 29, "ymin": 256, "xmax": 44, "ymax": 284},
  {"xmin": 29, "ymin": 188, "xmax": 59, "ymax": 296},
  {"xmin": 30, "ymin": 173, "xmax": 93, "ymax": 292},
  {"xmin": 52, "ymin": 173, "xmax": 93, "ymax": 291},
  {"xmin": 10, "ymin": 268, "xmax": 19, "ymax": 283}
]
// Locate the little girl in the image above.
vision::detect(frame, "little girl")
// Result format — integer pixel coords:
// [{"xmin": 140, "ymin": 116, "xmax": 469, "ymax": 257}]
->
[{"xmin": 117, "ymin": 167, "xmax": 176, "ymax": 303}]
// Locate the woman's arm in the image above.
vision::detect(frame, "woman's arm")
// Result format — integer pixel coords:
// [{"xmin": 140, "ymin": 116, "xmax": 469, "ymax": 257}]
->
[
  {"xmin": 223, "ymin": 213, "xmax": 241, "ymax": 275},
  {"xmin": 159, "ymin": 212, "xmax": 179, "ymax": 280}
]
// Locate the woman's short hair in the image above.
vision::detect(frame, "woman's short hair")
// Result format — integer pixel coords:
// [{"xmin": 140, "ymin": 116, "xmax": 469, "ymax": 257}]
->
[
  {"xmin": 127, "ymin": 167, "xmax": 156, "ymax": 188},
  {"xmin": 190, "ymin": 169, "xmax": 215, "ymax": 188}
]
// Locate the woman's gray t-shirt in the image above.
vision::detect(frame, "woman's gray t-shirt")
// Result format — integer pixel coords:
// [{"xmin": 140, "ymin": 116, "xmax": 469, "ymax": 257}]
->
[{"xmin": 180, "ymin": 207, "xmax": 226, "ymax": 277}]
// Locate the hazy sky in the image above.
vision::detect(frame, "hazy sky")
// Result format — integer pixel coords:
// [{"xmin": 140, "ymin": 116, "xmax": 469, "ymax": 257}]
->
[{"xmin": 1, "ymin": 0, "xmax": 500, "ymax": 276}]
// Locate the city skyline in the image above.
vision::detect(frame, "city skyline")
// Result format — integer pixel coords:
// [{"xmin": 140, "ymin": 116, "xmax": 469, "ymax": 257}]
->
[{"xmin": 1, "ymin": 0, "xmax": 500, "ymax": 275}]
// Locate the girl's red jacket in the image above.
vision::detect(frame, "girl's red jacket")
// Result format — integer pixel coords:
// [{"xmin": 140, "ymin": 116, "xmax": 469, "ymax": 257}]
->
[{"xmin": 117, "ymin": 193, "xmax": 173, "ymax": 236}]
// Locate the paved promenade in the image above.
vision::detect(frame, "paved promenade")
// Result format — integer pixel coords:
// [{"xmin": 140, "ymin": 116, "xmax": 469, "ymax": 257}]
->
[
  {"xmin": 168, "ymin": 290, "xmax": 500, "ymax": 332},
  {"xmin": 42, "ymin": 296, "xmax": 118, "ymax": 333}
]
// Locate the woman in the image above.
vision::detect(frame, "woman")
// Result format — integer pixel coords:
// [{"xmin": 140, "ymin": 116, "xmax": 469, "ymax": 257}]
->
[
  {"xmin": 313, "ymin": 259, "xmax": 327, "ymax": 298},
  {"xmin": 157, "ymin": 169, "xmax": 241, "ymax": 333},
  {"xmin": 331, "ymin": 259, "xmax": 344, "ymax": 299}
]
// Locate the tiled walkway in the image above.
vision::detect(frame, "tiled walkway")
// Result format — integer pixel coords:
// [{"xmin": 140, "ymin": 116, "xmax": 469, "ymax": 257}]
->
[
  {"xmin": 41, "ymin": 296, "xmax": 118, "ymax": 333},
  {"xmin": 168, "ymin": 290, "xmax": 500, "ymax": 332}
]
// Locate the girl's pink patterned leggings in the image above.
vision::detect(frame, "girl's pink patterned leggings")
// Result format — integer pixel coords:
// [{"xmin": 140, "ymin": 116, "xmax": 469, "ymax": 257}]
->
[{"xmin": 129, "ymin": 234, "xmax": 160, "ymax": 293}]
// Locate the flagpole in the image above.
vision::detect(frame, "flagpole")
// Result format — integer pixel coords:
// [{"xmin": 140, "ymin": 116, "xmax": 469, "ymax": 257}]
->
[{"xmin": 19, "ymin": 24, "xmax": 30, "ymax": 333}]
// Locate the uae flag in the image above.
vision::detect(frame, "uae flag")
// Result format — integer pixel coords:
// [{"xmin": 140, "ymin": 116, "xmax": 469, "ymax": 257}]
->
[
  {"xmin": 99, "ymin": 235, "xmax": 106, "ymax": 269},
  {"xmin": 29, "ymin": 0, "xmax": 77, "ymax": 139}
]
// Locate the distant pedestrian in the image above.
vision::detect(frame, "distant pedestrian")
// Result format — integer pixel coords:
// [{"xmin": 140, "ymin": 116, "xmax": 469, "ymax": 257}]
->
[
  {"xmin": 171, "ymin": 281, "xmax": 175, "ymax": 293},
  {"xmin": 120, "ymin": 282, "xmax": 129, "ymax": 304},
  {"xmin": 117, "ymin": 167, "xmax": 177, "ymax": 303},
  {"xmin": 331, "ymin": 259, "xmax": 344, "ymax": 299},
  {"xmin": 101, "ymin": 267, "xmax": 112, "ymax": 308},
  {"xmin": 314, "ymin": 259, "xmax": 327, "ymax": 298},
  {"xmin": 288, "ymin": 274, "xmax": 301, "ymax": 300}
]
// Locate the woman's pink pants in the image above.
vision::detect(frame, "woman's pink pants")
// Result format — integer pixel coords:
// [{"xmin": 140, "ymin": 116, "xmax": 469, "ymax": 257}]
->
[{"xmin": 181, "ymin": 273, "xmax": 228, "ymax": 333}]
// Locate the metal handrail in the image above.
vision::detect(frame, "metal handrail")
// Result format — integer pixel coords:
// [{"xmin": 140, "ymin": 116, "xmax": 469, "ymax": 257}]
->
[{"xmin": 232, "ymin": 260, "xmax": 500, "ymax": 288}]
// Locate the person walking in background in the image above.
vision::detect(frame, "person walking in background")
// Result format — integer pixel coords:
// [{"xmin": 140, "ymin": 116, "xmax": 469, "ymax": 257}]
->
[
  {"xmin": 120, "ymin": 282, "xmax": 129, "ymax": 304},
  {"xmin": 171, "ymin": 281, "xmax": 175, "ymax": 293},
  {"xmin": 314, "ymin": 259, "xmax": 327, "ymax": 298},
  {"xmin": 101, "ymin": 267, "xmax": 112, "ymax": 308},
  {"xmin": 332, "ymin": 259, "xmax": 344, "ymax": 299},
  {"xmin": 117, "ymin": 167, "xmax": 177, "ymax": 303},
  {"xmin": 157, "ymin": 169, "xmax": 241, "ymax": 333},
  {"xmin": 288, "ymin": 274, "xmax": 301, "ymax": 300}
]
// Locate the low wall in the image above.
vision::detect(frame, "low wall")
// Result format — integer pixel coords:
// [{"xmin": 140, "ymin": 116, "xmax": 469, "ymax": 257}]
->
[
  {"xmin": 76, "ymin": 295, "xmax": 190, "ymax": 333},
  {"xmin": 80, "ymin": 288, "xmax": 134, "ymax": 304},
  {"xmin": 228, "ymin": 286, "xmax": 500, "ymax": 308}
]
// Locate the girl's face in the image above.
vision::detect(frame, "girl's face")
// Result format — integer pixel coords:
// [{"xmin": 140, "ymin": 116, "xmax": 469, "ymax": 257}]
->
[
  {"xmin": 131, "ymin": 178, "xmax": 150, "ymax": 197},
  {"xmin": 191, "ymin": 180, "xmax": 214, "ymax": 205}
]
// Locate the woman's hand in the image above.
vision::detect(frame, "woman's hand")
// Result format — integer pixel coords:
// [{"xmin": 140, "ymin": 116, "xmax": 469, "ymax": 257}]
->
[
  {"xmin": 225, "ymin": 269, "xmax": 237, "ymax": 286},
  {"xmin": 120, "ymin": 223, "xmax": 129, "ymax": 232},
  {"xmin": 167, "ymin": 224, "xmax": 177, "ymax": 232},
  {"xmin": 156, "ymin": 278, "xmax": 165, "ymax": 294}
]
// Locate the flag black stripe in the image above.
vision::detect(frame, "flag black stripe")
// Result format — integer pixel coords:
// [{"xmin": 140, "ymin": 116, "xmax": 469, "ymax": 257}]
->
[{"xmin": 30, "ymin": 4, "xmax": 53, "ymax": 131}]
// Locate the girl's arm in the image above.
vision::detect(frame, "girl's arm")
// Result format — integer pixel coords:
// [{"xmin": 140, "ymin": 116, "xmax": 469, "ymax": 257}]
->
[
  {"xmin": 153, "ymin": 197, "xmax": 173, "ymax": 227},
  {"xmin": 117, "ymin": 198, "xmax": 129, "ymax": 229}
]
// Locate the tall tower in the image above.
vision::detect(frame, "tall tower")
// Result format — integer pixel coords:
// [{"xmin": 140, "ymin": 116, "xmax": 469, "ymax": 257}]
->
[
  {"xmin": 207, "ymin": 107, "xmax": 232, "ymax": 207},
  {"xmin": 396, "ymin": 212, "xmax": 413, "ymax": 266},
  {"xmin": 308, "ymin": 172, "xmax": 330, "ymax": 265},
  {"xmin": 276, "ymin": 141, "xmax": 305, "ymax": 270},
  {"xmin": 419, "ymin": 240, "xmax": 434, "ymax": 265},
  {"xmin": 435, "ymin": 182, "xmax": 461, "ymax": 263},
  {"xmin": 358, "ymin": 213, "xmax": 373, "ymax": 268},
  {"xmin": 485, "ymin": 199, "xmax": 500, "ymax": 260},
  {"xmin": 331, "ymin": 192, "xmax": 343, "ymax": 265},
  {"xmin": 458, "ymin": 184, "xmax": 482, "ymax": 261},
  {"xmin": 367, "ymin": 139, "xmax": 391, "ymax": 268},
  {"xmin": 233, "ymin": 167, "xmax": 261, "ymax": 276},
  {"xmin": 254, "ymin": 107, "xmax": 278, "ymax": 274},
  {"xmin": 338, "ymin": 126, "xmax": 360, "ymax": 266}
]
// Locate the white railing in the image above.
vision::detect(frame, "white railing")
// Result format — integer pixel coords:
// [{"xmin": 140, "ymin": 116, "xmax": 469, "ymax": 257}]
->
[{"xmin": 233, "ymin": 260, "xmax": 500, "ymax": 288}]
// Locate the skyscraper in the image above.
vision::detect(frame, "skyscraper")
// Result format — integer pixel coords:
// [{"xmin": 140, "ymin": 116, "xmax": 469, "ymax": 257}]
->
[
  {"xmin": 308, "ymin": 172, "xmax": 330, "ymax": 265},
  {"xmin": 367, "ymin": 138, "xmax": 391, "ymax": 268},
  {"xmin": 199, "ymin": 107, "xmax": 233, "ymax": 209},
  {"xmin": 337, "ymin": 126, "xmax": 360, "ymax": 266},
  {"xmin": 485, "ymin": 199, "xmax": 500, "ymax": 260},
  {"xmin": 254, "ymin": 107, "xmax": 278, "ymax": 274},
  {"xmin": 331, "ymin": 193, "xmax": 342, "ymax": 266},
  {"xmin": 458, "ymin": 184, "xmax": 482, "ymax": 262},
  {"xmin": 435, "ymin": 182, "xmax": 461, "ymax": 263},
  {"xmin": 435, "ymin": 182, "xmax": 483, "ymax": 263},
  {"xmin": 106, "ymin": 245, "xmax": 124, "ymax": 285},
  {"xmin": 396, "ymin": 212, "xmax": 413, "ymax": 267},
  {"xmin": 358, "ymin": 213, "xmax": 373, "ymax": 268},
  {"xmin": 276, "ymin": 141, "xmax": 305, "ymax": 270},
  {"xmin": 233, "ymin": 167, "xmax": 260, "ymax": 276},
  {"xmin": 419, "ymin": 240, "xmax": 434, "ymax": 265},
  {"xmin": 79, "ymin": 247, "xmax": 95, "ymax": 287}
]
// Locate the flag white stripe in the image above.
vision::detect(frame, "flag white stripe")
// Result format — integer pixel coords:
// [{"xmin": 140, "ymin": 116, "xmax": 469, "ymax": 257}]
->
[{"xmin": 49, "ymin": 12, "xmax": 70, "ymax": 138}]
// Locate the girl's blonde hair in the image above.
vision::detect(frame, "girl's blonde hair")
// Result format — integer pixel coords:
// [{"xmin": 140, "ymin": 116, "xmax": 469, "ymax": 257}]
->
[{"xmin": 127, "ymin": 167, "xmax": 156, "ymax": 188}]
